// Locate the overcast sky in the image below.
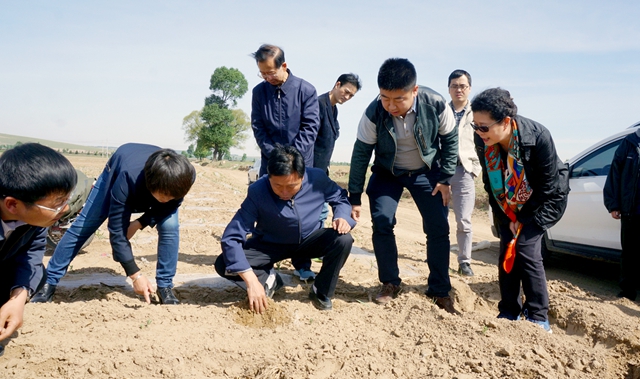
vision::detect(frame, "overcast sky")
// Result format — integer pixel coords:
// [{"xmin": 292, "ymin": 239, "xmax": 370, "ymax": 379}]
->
[{"xmin": 2, "ymin": 0, "xmax": 639, "ymax": 162}]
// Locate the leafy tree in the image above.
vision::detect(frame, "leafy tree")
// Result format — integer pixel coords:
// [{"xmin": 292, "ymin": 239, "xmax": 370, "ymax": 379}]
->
[
  {"xmin": 187, "ymin": 144, "xmax": 195, "ymax": 157},
  {"xmin": 182, "ymin": 110, "xmax": 204, "ymax": 144},
  {"xmin": 205, "ymin": 66, "xmax": 248, "ymax": 108},
  {"xmin": 241, "ymin": 153, "xmax": 247, "ymax": 162},
  {"xmin": 182, "ymin": 66, "xmax": 250, "ymax": 161}
]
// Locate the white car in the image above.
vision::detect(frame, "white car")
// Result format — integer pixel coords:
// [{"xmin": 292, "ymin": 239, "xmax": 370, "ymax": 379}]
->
[
  {"xmin": 491, "ymin": 121, "xmax": 640, "ymax": 261},
  {"xmin": 247, "ymin": 158, "xmax": 261, "ymax": 185}
]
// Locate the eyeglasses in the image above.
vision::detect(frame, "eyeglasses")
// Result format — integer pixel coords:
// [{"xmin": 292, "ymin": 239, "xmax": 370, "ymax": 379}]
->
[
  {"xmin": 257, "ymin": 70, "xmax": 280, "ymax": 79},
  {"xmin": 33, "ymin": 192, "xmax": 74, "ymax": 215},
  {"xmin": 471, "ymin": 119, "xmax": 502, "ymax": 133},
  {"xmin": 449, "ymin": 84, "xmax": 469, "ymax": 91}
]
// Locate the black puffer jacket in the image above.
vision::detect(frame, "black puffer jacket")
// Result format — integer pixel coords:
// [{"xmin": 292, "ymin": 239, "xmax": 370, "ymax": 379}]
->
[
  {"xmin": 475, "ymin": 115, "xmax": 570, "ymax": 230},
  {"xmin": 603, "ymin": 129, "xmax": 640, "ymax": 216}
]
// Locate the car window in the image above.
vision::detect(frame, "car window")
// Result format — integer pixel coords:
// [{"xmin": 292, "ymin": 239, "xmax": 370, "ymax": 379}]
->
[{"xmin": 570, "ymin": 139, "xmax": 623, "ymax": 178}]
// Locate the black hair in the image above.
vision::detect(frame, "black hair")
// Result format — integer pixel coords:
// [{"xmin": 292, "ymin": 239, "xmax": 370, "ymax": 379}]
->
[
  {"xmin": 0, "ymin": 143, "xmax": 77, "ymax": 203},
  {"xmin": 336, "ymin": 73, "xmax": 362, "ymax": 91},
  {"xmin": 144, "ymin": 149, "xmax": 195, "ymax": 199},
  {"xmin": 471, "ymin": 88, "xmax": 518, "ymax": 121},
  {"xmin": 377, "ymin": 58, "xmax": 417, "ymax": 91},
  {"xmin": 252, "ymin": 44, "xmax": 285, "ymax": 68},
  {"xmin": 448, "ymin": 69, "xmax": 472, "ymax": 87},
  {"xmin": 267, "ymin": 144, "xmax": 305, "ymax": 178}
]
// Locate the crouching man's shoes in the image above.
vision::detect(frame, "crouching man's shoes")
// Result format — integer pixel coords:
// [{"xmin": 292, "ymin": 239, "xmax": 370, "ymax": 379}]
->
[
  {"xmin": 157, "ymin": 287, "xmax": 180, "ymax": 305},
  {"xmin": 309, "ymin": 289, "xmax": 332, "ymax": 311},
  {"xmin": 426, "ymin": 294, "xmax": 461, "ymax": 315},
  {"xmin": 30, "ymin": 284, "xmax": 56, "ymax": 303}
]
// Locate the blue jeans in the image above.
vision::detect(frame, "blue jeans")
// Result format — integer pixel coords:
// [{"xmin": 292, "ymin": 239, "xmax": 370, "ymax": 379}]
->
[
  {"xmin": 367, "ymin": 165, "xmax": 452, "ymax": 297},
  {"xmin": 46, "ymin": 170, "xmax": 180, "ymax": 288}
]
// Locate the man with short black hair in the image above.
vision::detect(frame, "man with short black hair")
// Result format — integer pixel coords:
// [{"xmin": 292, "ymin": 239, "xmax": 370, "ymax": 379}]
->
[
  {"xmin": 214, "ymin": 144, "xmax": 355, "ymax": 312},
  {"xmin": 31, "ymin": 143, "xmax": 196, "ymax": 305},
  {"xmin": 251, "ymin": 44, "xmax": 320, "ymax": 177},
  {"xmin": 447, "ymin": 69, "xmax": 481, "ymax": 276},
  {"xmin": 314, "ymin": 73, "xmax": 362, "ymax": 174},
  {"xmin": 0, "ymin": 143, "xmax": 77, "ymax": 355},
  {"xmin": 348, "ymin": 58, "xmax": 460, "ymax": 314}
]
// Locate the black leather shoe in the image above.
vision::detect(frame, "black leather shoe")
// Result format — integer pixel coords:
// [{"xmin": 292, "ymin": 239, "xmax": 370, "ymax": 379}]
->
[
  {"xmin": 30, "ymin": 284, "xmax": 56, "ymax": 303},
  {"xmin": 157, "ymin": 287, "xmax": 180, "ymax": 305},
  {"xmin": 309, "ymin": 290, "xmax": 332, "ymax": 311}
]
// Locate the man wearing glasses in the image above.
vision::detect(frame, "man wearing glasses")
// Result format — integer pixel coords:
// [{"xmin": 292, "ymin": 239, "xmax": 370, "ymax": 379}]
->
[
  {"xmin": 0, "ymin": 143, "xmax": 77, "ymax": 356},
  {"xmin": 31, "ymin": 144, "xmax": 196, "ymax": 305},
  {"xmin": 250, "ymin": 44, "xmax": 320, "ymax": 178},
  {"xmin": 250, "ymin": 44, "xmax": 320, "ymax": 281},
  {"xmin": 447, "ymin": 70, "xmax": 481, "ymax": 276}
]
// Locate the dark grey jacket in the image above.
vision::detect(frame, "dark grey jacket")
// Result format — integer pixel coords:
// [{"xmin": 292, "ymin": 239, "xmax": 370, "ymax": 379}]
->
[
  {"xmin": 348, "ymin": 86, "xmax": 458, "ymax": 205},
  {"xmin": 475, "ymin": 115, "xmax": 570, "ymax": 230},
  {"xmin": 603, "ymin": 129, "xmax": 640, "ymax": 216},
  {"xmin": 313, "ymin": 92, "xmax": 339, "ymax": 173}
]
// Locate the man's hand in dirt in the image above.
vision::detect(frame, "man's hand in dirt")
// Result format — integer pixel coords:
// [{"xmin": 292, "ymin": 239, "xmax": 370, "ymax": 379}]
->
[
  {"xmin": 0, "ymin": 288, "xmax": 28, "ymax": 341},
  {"xmin": 351, "ymin": 205, "xmax": 361, "ymax": 222},
  {"xmin": 432, "ymin": 183, "xmax": 451, "ymax": 206},
  {"xmin": 332, "ymin": 218, "xmax": 352, "ymax": 234},
  {"xmin": 127, "ymin": 220, "xmax": 143, "ymax": 240},
  {"xmin": 129, "ymin": 272, "xmax": 155, "ymax": 304},
  {"xmin": 239, "ymin": 271, "xmax": 268, "ymax": 314}
]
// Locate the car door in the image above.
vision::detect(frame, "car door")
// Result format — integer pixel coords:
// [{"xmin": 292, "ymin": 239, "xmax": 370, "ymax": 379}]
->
[{"xmin": 546, "ymin": 139, "xmax": 623, "ymax": 251}]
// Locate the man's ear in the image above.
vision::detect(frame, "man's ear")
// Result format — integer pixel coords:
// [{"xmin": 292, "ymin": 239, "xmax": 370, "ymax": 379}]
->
[
  {"xmin": 3, "ymin": 197, "xmax": 20, "ymax": 215},
  {"xmin": 334, "ymin": 81, "xmax": 342, "ymax": 90}
]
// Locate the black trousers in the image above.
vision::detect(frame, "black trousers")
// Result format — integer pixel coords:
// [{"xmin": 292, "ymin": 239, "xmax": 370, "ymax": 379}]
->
[
  {"xmin": 620, "ymin": 215, "xmax": 640, "ymax": 296},
  {"xmin": 214, "ymin": 228, "xmax": 353, "ymax": 298},
  {"xmin": 497, "ymin": 221, "xmax": 549, "ymax": 321}
]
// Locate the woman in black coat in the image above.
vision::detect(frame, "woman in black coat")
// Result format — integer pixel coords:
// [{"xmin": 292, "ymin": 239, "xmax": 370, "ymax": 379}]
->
[{"xmin": 472, "ymin": 88, "xmax": 569, "ymax": 333}]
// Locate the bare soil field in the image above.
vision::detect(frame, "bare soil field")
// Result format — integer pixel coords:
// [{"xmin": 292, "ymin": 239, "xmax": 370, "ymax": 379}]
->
[{"xmin": 3, "ymin": 155, "xmax": 640, "ymax": 379}]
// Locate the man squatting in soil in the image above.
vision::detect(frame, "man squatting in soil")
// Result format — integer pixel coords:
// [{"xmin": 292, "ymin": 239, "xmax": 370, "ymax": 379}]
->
[
  {"xmin": 0, "ymin": 144, "xmax": 77, "ymax": 356},
  {"xmin": 348, "ymin": 58, "xmax": 461, "ymax": 314},
  {"xmin": 215, "ymin": 144, "xmax": 355, "ymax": 312}
]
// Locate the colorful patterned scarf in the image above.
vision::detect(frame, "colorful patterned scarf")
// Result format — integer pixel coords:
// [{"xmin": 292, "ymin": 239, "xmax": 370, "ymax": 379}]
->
[{"xmin": 484, "ymin": 120, "xmax": 533, "ymax": 223}]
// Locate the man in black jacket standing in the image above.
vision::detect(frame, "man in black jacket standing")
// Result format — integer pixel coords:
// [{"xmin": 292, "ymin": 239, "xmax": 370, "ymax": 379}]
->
[
  {"xmin": 604, "ymin": 128, "xmax": 640, "ymax": 301},
  {"xmin": 313, "ymin": 73, "xmax": 361, "ymax": 174},
  {"xmin": 0, "ymin": 143, "xmax": 76, "ymax": 356}
]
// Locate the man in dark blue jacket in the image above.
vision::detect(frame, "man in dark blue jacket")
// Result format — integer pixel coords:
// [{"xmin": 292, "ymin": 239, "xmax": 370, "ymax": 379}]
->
[
  {"xmin": 251, "ymin": 44, "xmax": 320, "ymax": 177},
  {"xmin": 250, "ymin": 43, "xmax": 321, "ymax": 281},
  {"xmin": 0, "ymin": 143, "xmax": 76, "ymax": 356},
  {"xmin": 313, "ymin": 73, "xmax": 362, "ymax": 174},
  {"xmin": 604, "ymin": 128, "xmax": 640, "ymax": 301},
  {"xmin": 31, "ymin": 144, "xmax": 196, "ymax": 305},
  {"xmin": 214, "ymin": 145, "xmax": 355, "ymax": 313}
]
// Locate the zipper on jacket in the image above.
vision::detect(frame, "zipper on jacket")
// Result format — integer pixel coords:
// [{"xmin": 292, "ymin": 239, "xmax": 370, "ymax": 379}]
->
[
  {"xmin": 289, "ymin": 199, "xmax": 302, "ymax": 244},
  {"xmin": 414, "ymin": 119, "xmax": 432, "ymax": 171},
  {"xmin": 385, "ymin": 119, "xmax": 398, "ymax": 174}
]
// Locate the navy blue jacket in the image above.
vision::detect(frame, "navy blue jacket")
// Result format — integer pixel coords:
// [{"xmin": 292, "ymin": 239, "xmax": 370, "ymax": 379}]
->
[
  {"xmin": 220, "ymin": 168, "xmax": 355, "ymax": 274},
  {"xmin": 101, "ymin": 143, "xmax": 187, "ymax": 275},
  {"xmin": 313, "ymin": 92, "xmax": 339, "ymax": 173},
  {"xmin": 604, "ymin": 130, "xmax": 640, "ymax": 216},
  {"xmin": 0, "ymin": 223, "xmax": 46, "ymax": 298},
  {"xmin": 251, "ymin": 70, "xmax": 320, "ymax": 176}
]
